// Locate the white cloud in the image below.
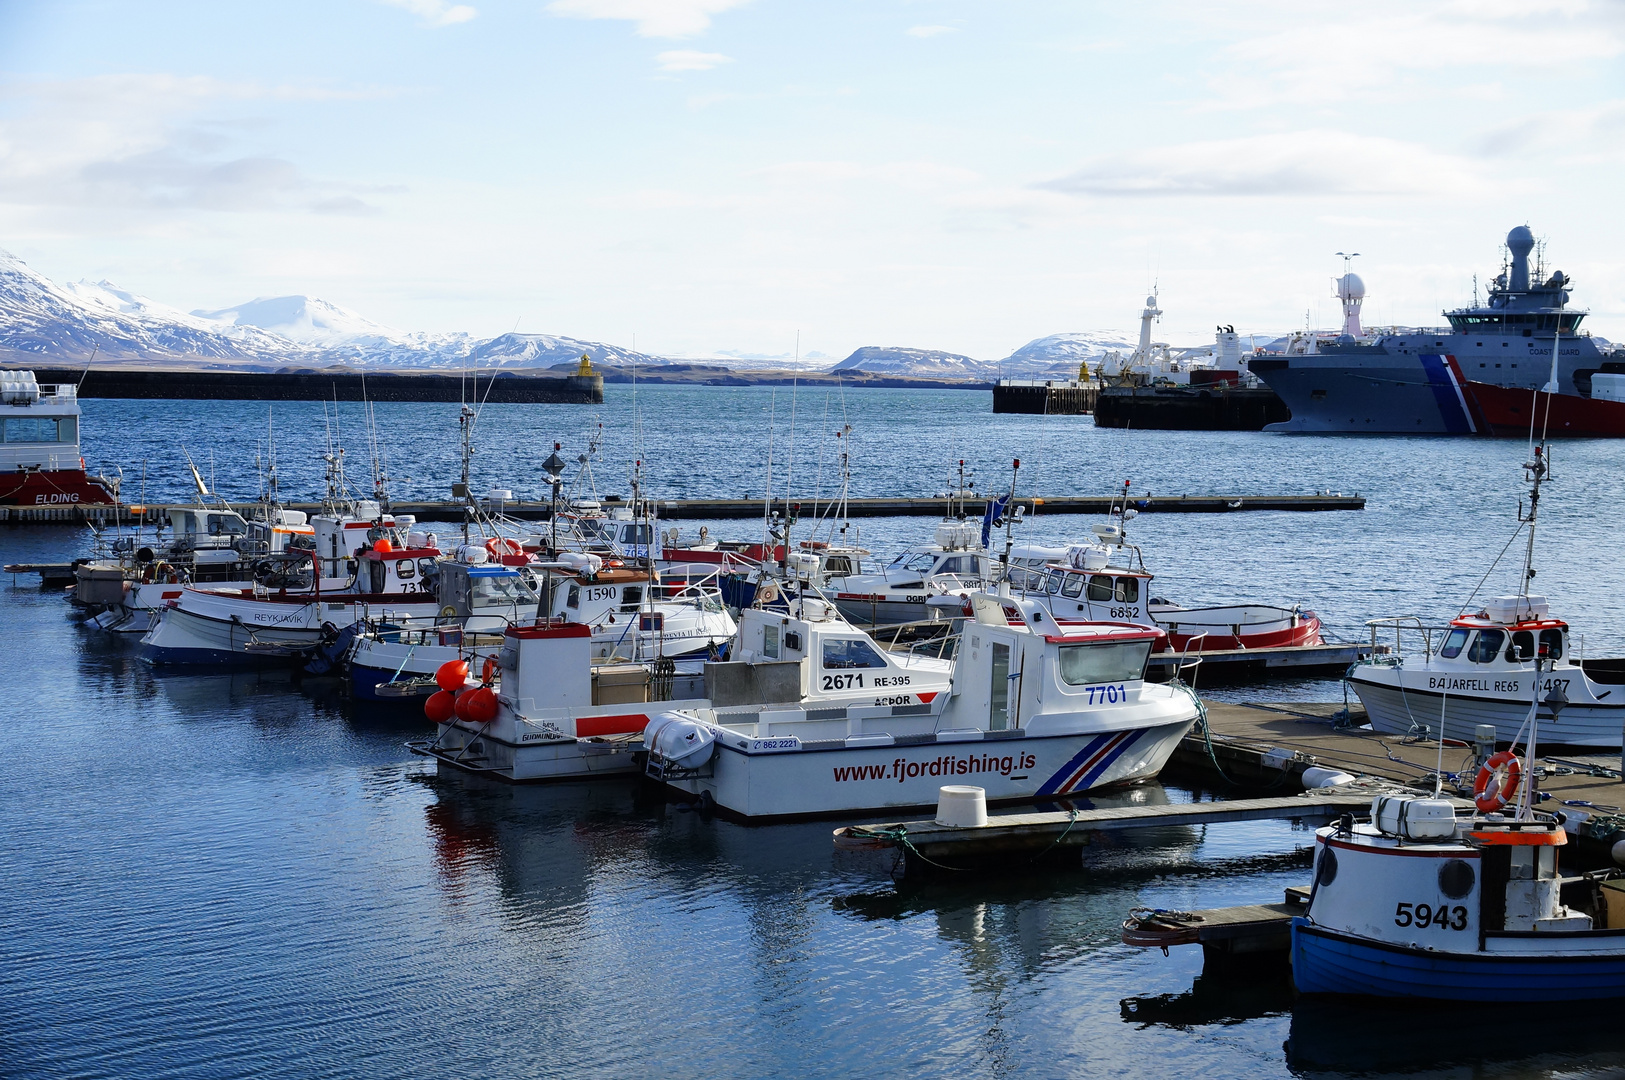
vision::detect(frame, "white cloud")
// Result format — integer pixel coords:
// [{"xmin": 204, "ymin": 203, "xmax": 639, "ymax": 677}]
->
[
  {"xmin": 377, "ymin": 0, "xmax": 477, "ymax": 26},
  {"xmin": 547, "ymin": 0, "xmax": 752, "ymax": 38},
  {"xmin": 0, "ymin": 75, "xmax": 393, "ymax": 216},
  {"xmin": 657, "ymin": 49, "xmax": 733, "ymax": 71},
  {"xmin": 1040, "ymin": 130, "xmax": 1490, "ymax": 198},
  {"xmin": 906, "ymin": 25, "xmax": 958, "ymax": 38}
]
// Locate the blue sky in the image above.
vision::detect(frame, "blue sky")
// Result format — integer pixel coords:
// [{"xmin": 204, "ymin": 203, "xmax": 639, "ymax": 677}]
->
[{"xmin": 1, "ymin": 0, "xmax": 1622, "ymax": 360}]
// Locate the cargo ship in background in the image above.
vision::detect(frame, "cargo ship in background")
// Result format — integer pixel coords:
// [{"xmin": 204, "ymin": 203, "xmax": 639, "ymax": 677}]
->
[
  {"xmin": 1250, "ymin": 226, "xmax": 1624, "ymax": 434},
  {"xmin": 0, "ymin": 370, "xmax": 117, "ymax": 506}
]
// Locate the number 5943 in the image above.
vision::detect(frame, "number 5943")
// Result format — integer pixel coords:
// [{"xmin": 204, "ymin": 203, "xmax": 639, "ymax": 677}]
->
[{"xmin": 1395, "ymin": 901, "xmax": 1467, "ymax": 930}]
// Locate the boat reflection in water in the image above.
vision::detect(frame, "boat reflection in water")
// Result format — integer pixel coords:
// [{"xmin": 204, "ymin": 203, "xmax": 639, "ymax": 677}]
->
[{"xmin": 1284, "ymin": 997, "xmax": 1625, "ymax": 1076}]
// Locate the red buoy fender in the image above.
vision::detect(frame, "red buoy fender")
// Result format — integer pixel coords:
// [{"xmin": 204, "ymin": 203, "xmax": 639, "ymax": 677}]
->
[
  {"xmin": 435, "ymin": 659, "xmax": 470, "ymax": 693},
  {"xmin": 424, "ymin": 689, "xmax": 456, "ymax": 724},
  {"xmin": 1474, "ymin": 751, "xmax": 1522, "ymax": 813},
  {"xmin": 462, "ymin": 686, "xmax": 498, "ymax": 724}
]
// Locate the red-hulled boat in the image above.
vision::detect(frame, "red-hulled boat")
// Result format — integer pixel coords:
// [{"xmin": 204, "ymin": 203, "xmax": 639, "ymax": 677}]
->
[
  {"xmin": 1464, "ymin": 380, "xmax": 1625, "ymax": 437},
  {"xmin": 0, "ymin": 371, "xmax": 117, "ymax": 506}
]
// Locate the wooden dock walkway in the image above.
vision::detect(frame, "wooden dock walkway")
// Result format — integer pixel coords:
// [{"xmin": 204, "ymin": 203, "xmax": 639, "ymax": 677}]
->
[{"xmin": 833, "ymin": 791, "xmax": 1374, "ymax": 871}]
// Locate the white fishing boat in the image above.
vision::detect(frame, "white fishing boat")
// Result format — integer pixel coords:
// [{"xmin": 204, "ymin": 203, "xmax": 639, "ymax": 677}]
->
[
  {"xmin": 348, "ymin": 552, "xmax": 736, "ymax": 701},
  {"xmin": 0, "ymin": 371, "xmax": 117, "ymax": 507},
  {"xmin": 139, "ymin": 514, "xmax": 441, "ymax": 665},
  {"xmin": 1291, "ymin": 664, "xmax": 1625, "ymax": 1000},
  {"xmin": 1350, "ymin": 446, "xmax": 1625, "ymax": 748},
  {"xmin": 641, "ymin": 591, "xmax": 1199, "ymax": 820},
  {"xmin": 1015, "ymin": 492, "xmax": 1322, "ymax": 652},
  {"xmin": 829, "ymin": 519, "xmax": 992, "ymax": 626},
  {"xmin": 408, "ymin": 597, "xmax": 953, "ymax": 782}
]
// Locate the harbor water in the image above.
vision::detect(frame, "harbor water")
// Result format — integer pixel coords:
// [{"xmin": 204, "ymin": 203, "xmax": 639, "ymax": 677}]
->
[{"xmin": 6, "ymin": 386, "xmax": 1625, "ymax": 1078}]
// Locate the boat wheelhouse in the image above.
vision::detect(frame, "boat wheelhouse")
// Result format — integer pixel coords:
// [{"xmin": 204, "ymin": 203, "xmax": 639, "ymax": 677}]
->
[{"xmin": 829, "ymin": 520, "xmax": 990, "ymax": 626}]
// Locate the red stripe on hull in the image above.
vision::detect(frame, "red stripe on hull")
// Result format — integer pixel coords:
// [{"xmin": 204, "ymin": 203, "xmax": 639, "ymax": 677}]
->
[{"xmin": 1164, "ymin": 616, "xmax": 1323, "ymax": 652}]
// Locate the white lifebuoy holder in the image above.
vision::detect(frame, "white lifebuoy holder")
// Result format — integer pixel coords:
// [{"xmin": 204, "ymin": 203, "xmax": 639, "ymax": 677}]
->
[{"xmin": 757, "ymin": 581, "xmax": 780, "ymax": 605}]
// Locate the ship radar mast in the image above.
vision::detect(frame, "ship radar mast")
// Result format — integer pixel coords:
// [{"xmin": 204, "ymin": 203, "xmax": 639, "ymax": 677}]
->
[
  {"xmin": 1333, "ymin": 252, "xmax": 1364, "ymax": 337},
  {"xmin": 1136, "ymin": 290, "xmax": 1162, "ymax": 357}
]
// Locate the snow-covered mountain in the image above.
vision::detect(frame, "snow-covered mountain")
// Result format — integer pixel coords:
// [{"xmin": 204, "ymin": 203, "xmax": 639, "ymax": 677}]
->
[
  {"xmin": 995, "ymin": 331, "xmax": 1136, "ymax": 375},
  {"xmin": 0, "ymin": 248, "xmax": 673, "ymax": 371},
  {"xmin": 830, "ymin": 346, "xmax": 994, "ymax": 377}
]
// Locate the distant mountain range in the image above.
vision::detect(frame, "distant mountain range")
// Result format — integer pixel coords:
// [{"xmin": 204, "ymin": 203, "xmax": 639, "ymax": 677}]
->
[{"xmin": 0, "ymin": 246, "xmax": 1257, "ymax": 379}]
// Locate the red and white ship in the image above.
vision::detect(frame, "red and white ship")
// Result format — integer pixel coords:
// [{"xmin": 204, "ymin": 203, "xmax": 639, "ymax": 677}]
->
[{"xmin": 0, "ymin": 371, "xmax": 117, "ymax": 506}]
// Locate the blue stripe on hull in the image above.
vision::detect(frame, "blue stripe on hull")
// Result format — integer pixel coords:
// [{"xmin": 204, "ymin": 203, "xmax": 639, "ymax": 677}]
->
[
  {"xmin": 1292, "ymin": 919, "xmax": 1625, "ymax": 1001},
  {"xmin": 1417, "ymin": 354, "xmax": 1475, "ymax": 434},
  {"xmin": 142, "ymin": 645, "xmax": 281, "ymax": 668}
]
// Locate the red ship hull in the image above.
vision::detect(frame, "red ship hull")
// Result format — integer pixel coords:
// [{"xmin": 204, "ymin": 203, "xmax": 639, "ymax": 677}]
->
[
  {"xmin": 1464, "ymin": 382, "xmax": 1625, "ymax": 437},
  {"xmin": 0, "ymin": 469, "xmax": 117, "ymax": 507}
]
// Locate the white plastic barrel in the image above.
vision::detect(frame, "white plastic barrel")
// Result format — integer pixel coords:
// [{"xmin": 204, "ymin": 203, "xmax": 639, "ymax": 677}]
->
[{"xmin": 935, "ymin": 785, "xmax": 988, "ymax": 828}]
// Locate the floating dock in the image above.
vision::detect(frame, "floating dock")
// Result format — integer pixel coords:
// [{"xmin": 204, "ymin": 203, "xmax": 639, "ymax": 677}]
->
[
  {"xmin": 0, "ymin": 491, "xmax": 1366, "ymax": 526},
  {"xmin": 833, "ymin": 790, "xmax": 1374, "ymax": 874},
  {"xmin": 1145, "ymin": 641, "xmax": 1366, "ymax": 678}
]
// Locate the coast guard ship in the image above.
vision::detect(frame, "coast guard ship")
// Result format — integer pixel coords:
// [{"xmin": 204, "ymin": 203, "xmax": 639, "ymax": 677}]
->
[{"xmin": 1251, "ymin": 227, "xmax": 1618, "ymax": 433}]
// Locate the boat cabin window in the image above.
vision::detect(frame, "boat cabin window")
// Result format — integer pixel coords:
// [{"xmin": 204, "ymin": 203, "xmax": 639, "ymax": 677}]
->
[
  {"xmin": 890, "ymin": 551, "xmax": 937, "ymax": 574},
  {"xmin": 937, "ymin": 555, "xmax": 977, "ymax": 576},
  {"xmin": 1540, "ymin": 628, "xmax": 1564, "ymax": 660},
  {"xmin": 784, "ymin": 630, "xmax": 802, "ymax": 652},
  {"xmin": 823, "ymin": 555, "xmax": 855, "ymax": 576},
  {"xmin": 823, "ymin": 638, "xmax": 888, "ymax": 669},
  {"xmin": 1060, "ymin": 573, "xmax": 1084, "ymax": 599},
  {"xmin": 417, "ymin": 558, "xmax": 438, "ymax": 578},
  {"xmin": 566, "ymin": 585, "xmax": 581, "ymax": 609},
  {"xmin": 763, "ymin": 625, "xmax": 780, "ymax": 659},
  {"xmin": 207, "ymin": 514, "xmax": 246, "ymax": 537},
  {"xmin": 1467, "ymin": 629, "xmax": 1505, "ymax": 664},
  {"xmin": 1438, "ymin": 628, "xmax": 1469, "ymax": 659},
  {"xmin": 1046, "ymin": 570, "xmax": 1067, "ymax": 595},
  {"xmin": 619, "ymin": 586, "xmax": 643, "ymax": 612},
  {"xmin": 619, "ymin": 524, "xmax": 652, "ymax": 546},
  {"xmin": 395, "ymin": 558, "xmax": 416, "ymax": 580},
  {"xmin": 2, "ymin": 417, "xmax": 72, "ymax": 443},
  {"xmin": 472, "ymin": 575, "xmax": 533, "ymax": 605},
  {"xmin": 1057, "ymin": 640, "xmax": 1153, "ymax": 685},
  {"xmin": 1114, "ymin": 577, "xmax": 1139, "ymax": 603},
  {"xmin": 1086, "ymin": 575, "xmax": 1114, "ymax": 602},
  {"xmin": 990, "ymin": 643, "xmax": 1010, "ymax": 731},
  {"xmin": 1507, "ymin": 630, "xmax": 1535, "ymax": 662}
]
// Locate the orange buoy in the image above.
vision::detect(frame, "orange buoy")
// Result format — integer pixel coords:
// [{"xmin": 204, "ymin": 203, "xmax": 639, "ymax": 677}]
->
[
  {"xmin": 435, "ymin": 659, "xmax": 470, "ymax": 692},
  {"xmin": 374, "ymin": 537, "xmax": 394, "ymax": 554},
  {"xmin": 453, "ymin": 687, "xmax": 478, "ymax": 720},
  {"xmin": 1474, "ymin": 750, "xmax": 1522, "ymax": 813},
  {"xmin": 462, "ymin": 686, "xmax": 498, "ymax": 724},
  {"xmin": 424, "ymin": 689, "xmax": 456, "ymax": 724}
]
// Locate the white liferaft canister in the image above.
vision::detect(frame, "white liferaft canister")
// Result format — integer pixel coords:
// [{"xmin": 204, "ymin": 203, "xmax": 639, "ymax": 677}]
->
[
  {"xmin": 936, "ymin": 785, "xmax": 988, "ymax": 828},
  {"xmin": 1302, "ymin": 766, "xmax": 1357, "ymax": 789},
  {"xmin": 1372, "ymin": 795, "xmax": 1457, "ymax": 840}
]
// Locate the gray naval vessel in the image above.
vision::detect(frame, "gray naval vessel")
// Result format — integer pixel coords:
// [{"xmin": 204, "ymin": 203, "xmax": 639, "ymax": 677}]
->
[{"xmin": 1251, "ymin": 226, "xmax": 1618, "ymax": 433}]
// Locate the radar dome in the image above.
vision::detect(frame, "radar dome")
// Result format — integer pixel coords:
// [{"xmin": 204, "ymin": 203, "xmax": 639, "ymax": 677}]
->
[
  {"xmin": 1507, "ymin": 225, "xmax": 1535, "ymax": 258},
  {"xmin": 1145, "ymin": 295, "xmax": 1157, "ymax": 307},
  {"xmin": 1336, "ymin": 273, "xmax": 1366, "ymax": 300}
]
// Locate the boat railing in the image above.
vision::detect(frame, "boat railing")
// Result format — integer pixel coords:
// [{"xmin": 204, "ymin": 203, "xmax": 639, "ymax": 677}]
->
[{"xmin": 1365, "ymin": 616, "xmax": 1449, "ymax": 659}]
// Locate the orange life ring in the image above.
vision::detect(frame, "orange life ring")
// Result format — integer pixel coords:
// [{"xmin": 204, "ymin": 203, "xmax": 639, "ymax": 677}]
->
[
  {"xmin": 1474, "ymin": 750, "xmax": 1522, "ymax": 813},
  {"xmin": 480, "ymin": 655, "xmax": 498, "ymax": 686},
  {"xmin": 485, "ymin": 536, "xmax": 523, "ymax": 557}
]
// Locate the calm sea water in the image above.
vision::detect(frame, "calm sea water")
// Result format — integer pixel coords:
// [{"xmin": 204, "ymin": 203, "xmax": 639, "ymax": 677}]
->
[{"xmin": 4, "ymin": 386, "xmax": 1625, "ymax": 1079}]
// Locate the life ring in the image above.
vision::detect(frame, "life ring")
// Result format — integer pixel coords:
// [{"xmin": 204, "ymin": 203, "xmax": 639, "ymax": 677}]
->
[
  {"xmin": 480, "ymin": 655, "xmax": 498, "ymax": 685},
  {"xmin": 1474, "ymin": 751, "xmax": 1522, "ymax": 813},
  {"xmin": 485, "ymin": 536, "xmax": 523, "ymax": 558}
]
